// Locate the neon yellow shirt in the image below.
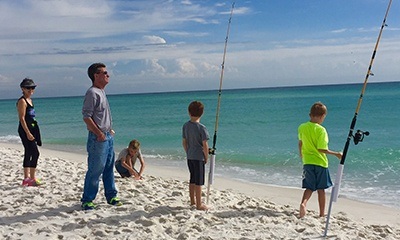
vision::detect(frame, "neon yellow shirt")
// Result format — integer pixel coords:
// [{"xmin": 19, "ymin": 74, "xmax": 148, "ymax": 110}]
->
[{"xmin": 298, "ymin": 121, "xmax": 329, "ymax": 168}]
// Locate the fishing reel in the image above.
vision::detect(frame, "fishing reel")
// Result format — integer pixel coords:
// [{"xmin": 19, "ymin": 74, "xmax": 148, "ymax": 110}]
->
[
  {"xmin": 209, "ymin": 148, "xmax": 216, "ymax": 155},
  {"xmin": 353, "ymin": 129, "xmax": 369, "ymax": 145}
]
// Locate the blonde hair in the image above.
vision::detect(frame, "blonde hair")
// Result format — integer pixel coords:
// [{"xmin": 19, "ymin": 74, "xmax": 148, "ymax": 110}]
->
[{"xmin": 128, "ymin": 139, "xmax": 140, "ymax": 150}]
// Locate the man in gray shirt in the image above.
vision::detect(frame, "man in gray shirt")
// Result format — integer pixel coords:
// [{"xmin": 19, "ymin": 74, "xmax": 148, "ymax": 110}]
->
[{"xmin": 81, "ymin": 62, "xmax": 121, "ymax": 210}]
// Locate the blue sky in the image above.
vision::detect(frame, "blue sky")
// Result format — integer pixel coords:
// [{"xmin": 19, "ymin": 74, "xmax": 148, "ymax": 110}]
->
[{"xmin": 0, "ymin": 0, "xmax": 399, "ymax": 99}]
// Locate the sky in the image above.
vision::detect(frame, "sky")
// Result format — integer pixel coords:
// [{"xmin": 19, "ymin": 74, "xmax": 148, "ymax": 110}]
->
[{"xmin": 0, "ymin": 0, "xmax": 399, "ymax": 99}]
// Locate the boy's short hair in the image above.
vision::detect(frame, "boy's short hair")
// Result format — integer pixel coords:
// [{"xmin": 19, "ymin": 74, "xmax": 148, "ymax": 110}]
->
[
  {"xmin": 188, "ymin": 101, "xmax": 204, "ymax": 117},
  {"xmin": 310, "ymin": 102, "xmax": 327, "ymax": 117},
  {"xmin": 129, "ymin": 139, "xmax": 140, "ymax": 150}
]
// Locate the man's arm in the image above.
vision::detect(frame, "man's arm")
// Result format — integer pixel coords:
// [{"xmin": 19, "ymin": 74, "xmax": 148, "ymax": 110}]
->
[{"xmin": 83, "ymin": 117, "xmax": 105, "ymax": 141}]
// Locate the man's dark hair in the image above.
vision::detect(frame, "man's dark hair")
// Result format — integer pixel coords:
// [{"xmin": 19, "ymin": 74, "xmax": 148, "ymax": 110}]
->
[{"xmin": 87, "ymin": 63, "xmax": 106, "ymax": 82}]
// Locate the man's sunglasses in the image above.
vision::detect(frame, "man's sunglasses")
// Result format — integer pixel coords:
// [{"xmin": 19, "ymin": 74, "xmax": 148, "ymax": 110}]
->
[{"xmin": 96, "ymin": 71, "xmax": 108, "ymax": 75}]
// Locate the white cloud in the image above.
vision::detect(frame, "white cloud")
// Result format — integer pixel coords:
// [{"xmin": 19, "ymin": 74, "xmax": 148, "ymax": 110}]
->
[
  {"xmin": 181, "ymin": 0, "xmax": 192, "ymax": 5},
  {"xmin": 143, "ymin": 35, "xmax": 167, "ymax": 45},
  {"xmin": 0, "ymin": 0, "xmax": 399, "ymax": 99},
  {"xmin": 224, "ymin": 6, "xmax": 250, "ymax": 15},
  {"xmin": 33, "ymin": 0, "xmax": 111, "ymax": 17},
  {"xmin": 142, "ymin": 59, "xmax": 167, "ymax": 75},
  {"xmin": 177, "ymin": 58, "xmax": 197, "ymax": 75},
  {"xmin": 331, "ymin": 28, "xmax": 348, "ymax": 34}
]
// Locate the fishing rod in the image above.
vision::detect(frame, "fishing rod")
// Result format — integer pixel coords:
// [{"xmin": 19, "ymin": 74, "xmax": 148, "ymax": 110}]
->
[
  {"xmin": 206, "ymin": 2, "xmax": 235, "ymax": 204},
  {"xmin": 324, "ymin": 0, "xmax": 392, "ymax": 236}
]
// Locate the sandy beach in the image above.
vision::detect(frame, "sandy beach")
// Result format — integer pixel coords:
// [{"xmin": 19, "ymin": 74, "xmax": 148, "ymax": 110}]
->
[{"xmin": 0, "ymin": 142, "xmax": 399, "ymax": 239}]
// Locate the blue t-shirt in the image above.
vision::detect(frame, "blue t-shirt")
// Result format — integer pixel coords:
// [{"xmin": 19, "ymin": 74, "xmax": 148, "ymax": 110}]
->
[{"xmin": 182, "ymin": 121, "xmax": 209, "ymax": 161}]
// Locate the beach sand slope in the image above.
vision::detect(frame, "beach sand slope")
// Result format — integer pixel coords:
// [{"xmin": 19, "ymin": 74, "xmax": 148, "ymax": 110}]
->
[{"xmin": 0, "ymin": 144, "xmax": 399, "ymax": 240}]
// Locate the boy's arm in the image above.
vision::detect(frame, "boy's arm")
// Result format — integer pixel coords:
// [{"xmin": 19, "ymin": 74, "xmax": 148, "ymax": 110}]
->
[
  {"xmin": 121, "ymin": 156, "xmax": 138, "ymax": 177},
  {"xmin": 202, "ymin": 140, "xmax": 209, "ymax": 164},
  {"xmin": 318, "ymin": 149, "xmax": 342, "ymax": 160},
  {"xmin": 182, "ymin": 138, "xmax": 187, "ymax": 153},
  {"xmin": 298, "ymin": 140, "xmax": 303, "ymax": 159}
]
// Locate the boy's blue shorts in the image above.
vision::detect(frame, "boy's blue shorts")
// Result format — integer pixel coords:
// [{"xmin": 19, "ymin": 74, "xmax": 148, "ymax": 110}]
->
[
  {"xmin": 302, "ymin": 164, "xmax": 332, "ymax": 191},
  {"xmin": 187, "ymin": 159, "xmax": 205, "ymax": 186}
]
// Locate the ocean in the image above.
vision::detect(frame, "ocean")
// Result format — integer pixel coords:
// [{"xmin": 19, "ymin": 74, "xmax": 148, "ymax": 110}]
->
[{"xmin": 1, "ymin": 82, "xmax": 399, "ymax": 209}]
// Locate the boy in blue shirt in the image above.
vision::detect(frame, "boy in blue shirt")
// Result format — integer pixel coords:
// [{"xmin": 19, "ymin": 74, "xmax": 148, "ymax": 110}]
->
[{"xmin": 182, "ymin": 101, "xmax": 209, "ymax": 211}]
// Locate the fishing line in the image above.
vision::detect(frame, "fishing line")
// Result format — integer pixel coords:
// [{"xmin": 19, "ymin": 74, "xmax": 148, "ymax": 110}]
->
[
  {"xmin": 324, "ymin": 0, "xmax": 393, "ymax": 236},
  {"xmin": 206, "ymin": 2, "xmax": 235, "ymax": 204}
]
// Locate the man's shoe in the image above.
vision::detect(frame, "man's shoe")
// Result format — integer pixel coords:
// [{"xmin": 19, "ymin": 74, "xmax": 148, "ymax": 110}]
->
[
  {"xmin": 107, "ymin": 197, "xmax": 122, "ymax": 206},
  {"xmin": 81, "ymin": 202, "xmax": 96, "ymax": 210}
]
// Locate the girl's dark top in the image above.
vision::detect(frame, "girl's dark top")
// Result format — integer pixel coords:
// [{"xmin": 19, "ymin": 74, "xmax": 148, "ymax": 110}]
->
[{"xmin": 17, "ymin": 97, "xmax": 42, "ymax": 146}]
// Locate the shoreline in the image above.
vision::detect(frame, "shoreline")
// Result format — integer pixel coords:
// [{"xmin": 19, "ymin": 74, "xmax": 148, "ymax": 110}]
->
[{"xmin": 1, "ymin": 142, "xmax": 400, "ymax": 239}]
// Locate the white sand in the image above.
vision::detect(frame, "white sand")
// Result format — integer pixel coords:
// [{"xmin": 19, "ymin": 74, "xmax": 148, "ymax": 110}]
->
[{"xmin": 1, "ymin": 142, "xmax": 399, "ymax": 239}]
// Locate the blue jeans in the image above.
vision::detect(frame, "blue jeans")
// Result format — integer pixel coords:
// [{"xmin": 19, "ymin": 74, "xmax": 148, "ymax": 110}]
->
[{"xmin": 81, "ymin": 131, "xmax": 118, "ymax": 203}]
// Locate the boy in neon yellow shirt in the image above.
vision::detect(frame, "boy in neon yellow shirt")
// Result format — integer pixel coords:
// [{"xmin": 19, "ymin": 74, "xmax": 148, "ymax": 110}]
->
[{"xmin": 298, "ymin": 102, "xmax": 342, "ymax": 218}]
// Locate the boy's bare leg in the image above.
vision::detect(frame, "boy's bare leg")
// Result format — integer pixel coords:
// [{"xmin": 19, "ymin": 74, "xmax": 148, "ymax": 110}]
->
[
  {"xmin": 300, "ymin": 189, "xmax": 313, "ymax": 218},
  {"xmin": 195, "ymin": 185, "xmax": 208, "ymax": 210},
  {"xmin": 189, "ymin": 183, "xmax": 196, "ymax": 206},
  {"xmin": 317, "ymin": 189, "xmax": 326, "ymax": 217}
]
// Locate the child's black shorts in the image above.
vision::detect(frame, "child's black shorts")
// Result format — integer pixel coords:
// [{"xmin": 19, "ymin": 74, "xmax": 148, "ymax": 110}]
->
[{"xmin": 187, "ymin": 159, "xmax": 205, "ymax": 186}]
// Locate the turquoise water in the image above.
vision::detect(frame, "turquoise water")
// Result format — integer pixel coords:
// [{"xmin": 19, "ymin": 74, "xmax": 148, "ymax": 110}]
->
[{"xmin": 1, "ymin": 82, "xmax": 399, "ymax": 209}]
